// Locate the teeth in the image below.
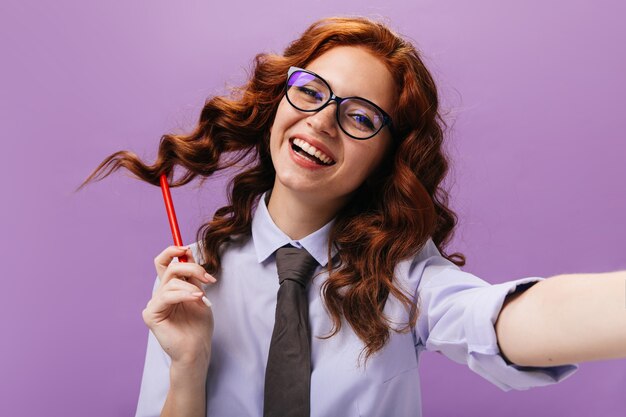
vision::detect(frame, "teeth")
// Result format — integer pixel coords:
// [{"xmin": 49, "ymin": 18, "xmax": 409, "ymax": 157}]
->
[{"xmin": 292, "ymin": 138, "xmax": 333, "ymax": 164}]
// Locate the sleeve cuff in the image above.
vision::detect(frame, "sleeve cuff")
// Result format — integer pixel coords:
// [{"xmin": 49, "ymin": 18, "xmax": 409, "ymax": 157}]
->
[{"xmin": 464, "ymin": 277, "xmax": 579, "ymax": 391}]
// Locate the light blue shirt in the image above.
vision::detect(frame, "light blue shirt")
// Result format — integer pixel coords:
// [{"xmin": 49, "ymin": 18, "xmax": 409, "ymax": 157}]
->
[{"xmin": 135, "ymin": 194, "xmax": 577, "ymax": 417}]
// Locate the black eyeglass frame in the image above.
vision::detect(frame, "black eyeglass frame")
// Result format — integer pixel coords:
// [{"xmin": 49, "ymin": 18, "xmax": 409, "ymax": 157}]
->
[{"xmin": 285, "ymin": 66, "xmax": 394, "ymax": 140}]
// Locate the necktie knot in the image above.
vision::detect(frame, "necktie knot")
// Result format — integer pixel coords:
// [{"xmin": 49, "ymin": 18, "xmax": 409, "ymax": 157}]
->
[{"xmin": 275, "ymin": 246, "xmax": 317, "ymax": 287}]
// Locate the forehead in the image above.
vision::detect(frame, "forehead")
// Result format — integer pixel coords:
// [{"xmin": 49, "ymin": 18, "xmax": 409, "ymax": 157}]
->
[{"xmin": 303, "ymin": 46, "xmax": 396, "ymax": 114}]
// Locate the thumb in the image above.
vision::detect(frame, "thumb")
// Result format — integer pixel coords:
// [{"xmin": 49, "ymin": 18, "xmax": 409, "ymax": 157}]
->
[{"xmin": 184, "ymin": 247, "xmax": 196, "ymax": 264}]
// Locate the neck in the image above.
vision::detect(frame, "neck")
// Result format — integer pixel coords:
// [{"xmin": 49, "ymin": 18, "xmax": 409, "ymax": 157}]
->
[{"xmin": 266, "ymin": 185, "xmax": 346, "ymax": 240}]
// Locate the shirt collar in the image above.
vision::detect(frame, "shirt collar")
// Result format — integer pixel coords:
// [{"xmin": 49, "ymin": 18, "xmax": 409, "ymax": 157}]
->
[{"xmin": 252, "ymin": 192, "xmax": 338, "ymax": 267}]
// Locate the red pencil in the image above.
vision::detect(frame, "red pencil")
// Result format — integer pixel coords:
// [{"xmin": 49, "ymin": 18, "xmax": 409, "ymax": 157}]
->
[
  {"xmin": 159, "ymin": 173, "xmax": 187, "ymax": 263},
  {"xmin": 159, "ymin": 173, "xmax": 212, "ymax": 308}
]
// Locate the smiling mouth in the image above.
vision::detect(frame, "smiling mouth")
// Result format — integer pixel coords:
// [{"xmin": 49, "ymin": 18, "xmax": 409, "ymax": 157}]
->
[{"xmin": 290, "ymin": 138, "xmax": 336, "ymax": 165}]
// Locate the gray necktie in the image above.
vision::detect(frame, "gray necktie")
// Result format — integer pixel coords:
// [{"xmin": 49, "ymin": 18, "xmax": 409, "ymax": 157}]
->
[{"xmin": 263, "ymin": 246, "xmax": 317, "ymax": 417}]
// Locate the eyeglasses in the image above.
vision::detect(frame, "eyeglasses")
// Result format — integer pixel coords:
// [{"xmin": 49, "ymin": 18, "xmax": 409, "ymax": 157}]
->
[{"xmin": 285, "ymin": 66, "xmax": 393, "ymax": 140}]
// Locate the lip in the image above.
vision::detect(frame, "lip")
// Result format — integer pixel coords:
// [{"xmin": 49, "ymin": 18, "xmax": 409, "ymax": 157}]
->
[
  {"xmin": 290, "ymin": 133, "xmax": 337, "ymax": 163},
  {"xmin": 288, "ymin": 140, "xmax": 332, "ymax": 170}
]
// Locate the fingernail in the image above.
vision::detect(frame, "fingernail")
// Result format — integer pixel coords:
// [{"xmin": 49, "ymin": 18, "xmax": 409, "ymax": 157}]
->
[
  {"xmin": 204, "ymin": 273, "xmax": 214, "ymax": 281},
  {"xmin": 202, "ymin": 296, "xmax": 212, "ymax": 307},
  {"xmin": 191, "ymin": 291, "xmax": 203, "ymax": 297}
]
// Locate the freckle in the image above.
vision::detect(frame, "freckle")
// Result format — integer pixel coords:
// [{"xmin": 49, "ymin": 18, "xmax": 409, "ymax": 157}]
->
[{"xmin": 548, "ymin": 357, "xmax": 553, "ymax": 362}]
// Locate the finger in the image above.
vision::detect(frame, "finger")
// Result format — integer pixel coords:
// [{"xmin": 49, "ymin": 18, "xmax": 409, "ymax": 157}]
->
[
  {"xmin": 186, "ymin": 269, "xmax": 217, "ymax": 291},
  {"xmin": 154, "ymin": 245, "xmax": 195, "ymax": 278},
  {"xmin": 163, "ymin": 280, "xmax": 212, "ymax": 309},
  {"xmin": 176, "ymin": 246, "xmax": 197, "ymax": 264},
  {"xmin": 159, "ymin": 262, "xmax": 214, "ymax": 287},
  {"xmin": 160, "ymin": 289, "xmax": 204, "ymax": 307},
  {"xmin": 144, "ymin": 290, "xmax": 204, "ymax": 321},
  {"xmin": 184, "ymin": 247, "xmax": 196, "ymax": 263},
  {"xmin": 163, "ymin": 278, "xmax": 206, "ymax": 294}
]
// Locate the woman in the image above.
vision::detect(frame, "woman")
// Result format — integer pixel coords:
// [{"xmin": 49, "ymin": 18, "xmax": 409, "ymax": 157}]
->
[{"xmin": 80, "ymin": 16, "xmax": 625, "ymax": 417}]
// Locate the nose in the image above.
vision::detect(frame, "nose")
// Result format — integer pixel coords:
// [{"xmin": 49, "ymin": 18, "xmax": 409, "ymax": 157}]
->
[{"xmin": 305, "ymin": 102, "xmax": 338, "ymax": 138}]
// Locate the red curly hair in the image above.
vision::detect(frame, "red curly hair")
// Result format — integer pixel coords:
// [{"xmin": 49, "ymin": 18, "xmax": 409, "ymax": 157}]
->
[{"xmin": 79, "ymin": 16, "xmax": 465, "ymax": 360}]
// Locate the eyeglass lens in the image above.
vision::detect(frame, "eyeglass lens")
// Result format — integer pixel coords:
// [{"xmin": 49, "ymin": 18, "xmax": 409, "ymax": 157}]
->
[{"xmin": 286, "ymin": 71, "xmax": 386, "ymax": 139}]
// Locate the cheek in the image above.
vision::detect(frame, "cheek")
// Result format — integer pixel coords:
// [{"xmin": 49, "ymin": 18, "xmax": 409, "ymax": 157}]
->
[
  {"xmin": 364, "ymin": 135, "xmax": 392, "ymax": 172},
  {"xmin": 346, "ymin": 142, "xmax": 386, "ymax": 173},
  {"xmin": 272, "ymin": 98, "xmax": 299, "ymax": 129},
  {"xmin": 269, "ymin": 102, "xmax": 288, "ymax": 147}
]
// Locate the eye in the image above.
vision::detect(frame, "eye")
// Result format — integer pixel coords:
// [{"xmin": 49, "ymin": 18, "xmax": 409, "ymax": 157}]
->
[
  {"xmin": 296, "ymin": 86, "xmax": 324, "ymax": 101},
  {"xmin": 347, "ymin": 112, "xmax": 376, "ymax": 131}
]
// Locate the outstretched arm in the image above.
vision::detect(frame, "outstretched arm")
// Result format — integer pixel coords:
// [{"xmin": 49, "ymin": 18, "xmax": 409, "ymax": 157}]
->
[{"xmin": 495, "ymin": 270, "xmax": 626, "ymax": 367}]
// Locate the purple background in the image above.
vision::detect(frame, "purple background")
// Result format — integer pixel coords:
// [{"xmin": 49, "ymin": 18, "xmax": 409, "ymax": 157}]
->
[{"xmin": 1, "ymin": 1, "xmax": 625, "ymax": 416}]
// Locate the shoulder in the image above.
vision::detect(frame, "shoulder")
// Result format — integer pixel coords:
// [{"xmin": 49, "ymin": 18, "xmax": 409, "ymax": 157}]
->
[
  {"xmin": 394, "ymin": 238, "xmax": 459, "ymax": 286},
  {"xmin": 187, "ymin": 234, "xmax": 253, "ymax": 265}
]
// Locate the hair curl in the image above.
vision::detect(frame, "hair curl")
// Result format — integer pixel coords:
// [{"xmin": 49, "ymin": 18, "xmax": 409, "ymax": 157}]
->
[{"xmin": 78, "ymin": 16, "xmax": 465, "ymax": 360}]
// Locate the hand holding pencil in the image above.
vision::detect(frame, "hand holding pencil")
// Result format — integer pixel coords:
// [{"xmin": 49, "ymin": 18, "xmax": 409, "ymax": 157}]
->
[
  {"xmin": 159, "ymin": 173, "xmax": 212, "ymax": 307},
  {"xmin": 139, "ymin": 174, "xmax": 216, "ymax": 366}
]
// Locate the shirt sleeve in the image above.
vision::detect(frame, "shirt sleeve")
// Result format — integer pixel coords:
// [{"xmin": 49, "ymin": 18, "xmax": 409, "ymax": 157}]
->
[
  {"xmin": 134, "ymin": 276, "xmax": 171, "ymax": 417},
  {"xmin": 411, "ymin": 240, "xmax": 578, "ymax": 391}
]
